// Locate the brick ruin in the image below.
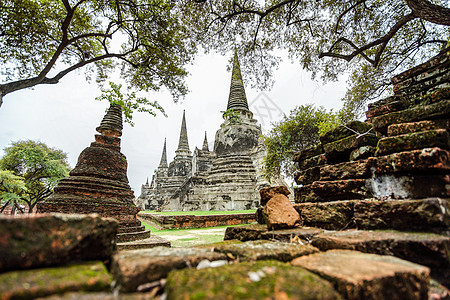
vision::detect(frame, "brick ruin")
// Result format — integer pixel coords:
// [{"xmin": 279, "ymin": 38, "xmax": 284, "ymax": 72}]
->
[
  {"xmin": 1, "ymin": 50, "xmax": 449, "ymax": 299},
  {"xmin": 37, "ymin": 104, "xmax": 169, "ymax": 249},
  {"xmin": 136, "ymin": 51, "xmax": 289, "ymax": 211}
]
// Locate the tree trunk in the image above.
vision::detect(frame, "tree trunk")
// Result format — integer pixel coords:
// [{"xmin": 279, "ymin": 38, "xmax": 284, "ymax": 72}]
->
[{"xmin": 406, "ymin": 0, "xmax": 450, "ymax": 25}]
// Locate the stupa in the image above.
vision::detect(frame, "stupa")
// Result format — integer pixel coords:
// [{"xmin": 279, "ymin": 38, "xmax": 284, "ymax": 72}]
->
[{"xmin": 38, "ymin": 104, "xmax": 164, "ymax": 247}]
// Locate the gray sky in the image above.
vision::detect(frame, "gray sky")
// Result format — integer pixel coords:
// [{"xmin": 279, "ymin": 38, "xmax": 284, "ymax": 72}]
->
[{"xmin": 0, "ymin": 51, "xmax": 347, "ymax": 195}]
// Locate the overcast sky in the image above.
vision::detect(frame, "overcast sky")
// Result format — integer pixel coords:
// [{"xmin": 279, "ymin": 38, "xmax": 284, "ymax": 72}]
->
[{"xmin": 0, "ymin": 51, "xmax": 347, "ymax": 194}]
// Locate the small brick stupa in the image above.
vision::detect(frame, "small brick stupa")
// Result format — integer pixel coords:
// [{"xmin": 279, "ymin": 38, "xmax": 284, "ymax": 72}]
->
[{"xmin": 38, "ymin": 104, "xmax": 153, "ymax": 246}]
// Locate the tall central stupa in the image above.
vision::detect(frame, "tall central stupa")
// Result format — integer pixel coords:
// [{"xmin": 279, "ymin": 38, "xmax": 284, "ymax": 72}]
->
[{"xmin": 136, "ymin": 51, "xmax": 289, "ymax": 211}]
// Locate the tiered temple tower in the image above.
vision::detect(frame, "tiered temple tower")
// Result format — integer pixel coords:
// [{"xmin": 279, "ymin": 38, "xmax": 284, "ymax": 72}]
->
[
  {"xmin": 37, "ymin": 104, "xmax": 157, "ymax": 246},
  {"xmin": 137, "ymin": 51, "xmax": 290, "ymax": 211}
]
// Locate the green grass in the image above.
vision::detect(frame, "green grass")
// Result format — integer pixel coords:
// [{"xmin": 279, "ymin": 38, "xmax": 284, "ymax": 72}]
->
[
  {"xmin": 139, "ymin": 219, "xmax": 251, "ymax": 248},
  {"xmin": 140, "ymin": 209, "xmax": 256, "ymax": 216}
]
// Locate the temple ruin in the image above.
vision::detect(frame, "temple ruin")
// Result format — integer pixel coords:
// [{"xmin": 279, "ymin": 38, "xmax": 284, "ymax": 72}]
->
[{"xmin": 136, "ymin": 52, "xmax": 288, "ymax": 211}]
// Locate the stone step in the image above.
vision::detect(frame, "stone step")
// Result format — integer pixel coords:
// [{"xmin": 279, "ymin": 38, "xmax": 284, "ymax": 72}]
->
[
  {"xmin": 117, "ymin": 235, "xmax": 171, "ymax": 250},
  {"xmin": 293, "ymin": 198, "xmax": 449, "ymax": 231},
  {"xmin": 110, "ymin": 247, "xmax": 227, "ymax": 293},
  {"xmin": 224, "ymin": 224, "xmax": 450, "ymax": 288},
  {"xmin": 292, "ymin": 250, "xmax": 430, "ymax": 300},
  {"xmin": 116, "ymin": 229, "xmax": 151, "ymax": 243},
  {"xmin": 118, "ymin": 225, "xmax": 145, "ymax": 234}
]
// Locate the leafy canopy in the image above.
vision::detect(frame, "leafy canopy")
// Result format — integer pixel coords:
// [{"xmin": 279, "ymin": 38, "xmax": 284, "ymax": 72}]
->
[
  {"xmin": 95, "ymin": 82, "xmax": 167, "ymax": 126},
  {"xmin": 0, "ymin": 140, "xmax": 71, "ymax": 212},
  {"xmin": 181, "ymin": 0, "xmax": 449, "ymax": 117},
  {"xmin": 0, "ymin": 0, "xmax": 196, "ymax": 107},
  {"xmin": 263, "ymin": 104, "xmax": 345, "ymax": 180}
]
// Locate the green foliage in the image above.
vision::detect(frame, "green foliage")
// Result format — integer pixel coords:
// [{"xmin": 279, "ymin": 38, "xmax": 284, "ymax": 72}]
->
[
  {"xmin": 222, "ymin": 109, "xmax": 243, "ymax": 124},
  {"xmin": 0, "ymin": 140, "xmax": 71, "ymax": 212},
  {"xmin": 0, "ymin": 0, "xmax": 197, "ymax": 106},
  {"xmin": 0, "ymin": 170, "xmax": 27, "ymax": 203},
  {"xmin": 181, "ymin": 0, "xmax": 449, "ymax": 117},
  {"xmin": 263, "ymin": 104, "xmax": 346, "ymax": 179},
  {"xmin": 95, "ymin": 82, "xmax": 167, "ymax": 126}
]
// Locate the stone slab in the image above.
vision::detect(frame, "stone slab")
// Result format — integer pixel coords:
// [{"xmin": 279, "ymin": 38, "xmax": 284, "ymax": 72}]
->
[
  {"xmin": 224, "ymin": 224, "xmax": 323, "ymax": 242},
  {"xmin": 298, "ymin": 153, "xmax": 327, "ymax": 170},
  {"xmin": 0, "ymin": 213, "xmax": 118, "ymax": 272},
  {"xmin": 309, "ymin": 230, "xmax": 450, "ymax": 287},
  {"xmin": 371, "ymin": 99, "xmax": 450, "ymax": 134},
  {"xmin": 259, "ymin": 185, "xmax": 291, "ymax": 206},
  {"xmin": 320, "ymin": 160, "xmax": 372, "ymax": 181},
  {"xmin": 294, "ymin": 166, "xmax": 320, "ymax": 185},
  {"xmin": 110, "ymin": 247, "xmax": 227, "ymax": 292},
  {"xmin": 376, "ymin": 129, "xmax": 450, "ymax": 156},
  {"xmin": 324, "ymin": 134, "xmax": 379, "ymax": 163},
  {"xmin": 263, "ymin": 194, "xmax": 300, "ymax": 230},
  {"xmin": 372, "ymin": 147, "xmax": 450, "ymax": 174},
  {"xmin": 117, "ymin": 229, "xmax": 151, "ymax": 243},
  {"xmin": 354, "ymin": 198, "xmax": 450, "ymax": 231},
  {"xmin": 214, "ymin": 240, "xmax": 319, "ymax": 262},
  {"xmin": 117, "ymin": 235, "xmax": 171, "ymax": 250},
  {"xmin": 165, "ymin": 260, "xmax": 342, "ymax": 300},
  {"xmin": 320, "ymin": 121, "xmax": 373, "ymax": 145},
  {"xmin": 291, "ymin": 250, "xmax": 430, "ymax": 300},
  {"xmin": 293, "ymin": 143, "xmax": 324, "ymax": 162},
  {"xmin": 0, "ymin": 261, "xmax": 111, "ymax": 300},
  {"xmin": 366, "ymin": 95, "xmax": 409, "ymax": 120},
  {"xmin": 294, "ymin": 201, "xmax": 356, "ymax": 230},
  {"xmin": 387, "ymin": 119, "xmax": 450, "ymax": 137},
  {"xmin": 37, "ymin": 292, "xmax": 158, "ymax": 299},
  {"xmin": 366, "ymin": 174, "xmax": 449, "ymax": 199},
  {"xmin": 349, "ymin": 146, "xmax": 376, "ymax": 161},
  {"xmin": 295, "ymin": 179, "xmax": 371, "ymax": 203}
]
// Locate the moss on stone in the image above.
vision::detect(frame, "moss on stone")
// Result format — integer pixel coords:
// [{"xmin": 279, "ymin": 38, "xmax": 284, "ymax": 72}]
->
[
  {"xmin": 0, "ymin": 261, "xmax": 112, "ymax": 299},
  {"xmin": 165, "ymin": 260, "xmax": 342, "ymax": 300}
]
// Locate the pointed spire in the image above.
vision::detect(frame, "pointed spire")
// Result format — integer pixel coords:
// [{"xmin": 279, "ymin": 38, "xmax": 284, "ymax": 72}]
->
[
  {"xmin": 226, "ymin": 49, "xmax": 249, "ymax": 112},
  {"xmin": 96, "ymin": 104, "xmax": 123, "ymax": 136},
  {"xmin": 175, "ymin": 110, "xmax": 191, "ymax": 156},
  {"xmin": 202, "ymin": 131, "xmax": 209, "ymax": 151},
  {"xmin": 146, "ymin": 177, "xmax": 149, "ymax": 185},
  {"xmin": 159, "ymin": 138, "xmax": 168, "ymax": 168}
]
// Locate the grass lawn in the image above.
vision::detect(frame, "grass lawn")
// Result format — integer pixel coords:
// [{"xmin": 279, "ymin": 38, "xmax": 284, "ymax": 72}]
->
[
  {"xmin": 140, "ymin": 209, "xmax": 256, "ymax": 216},
  {"xmin": 140, "ymin": 218, "xmax": 250, "ymax": 248}
]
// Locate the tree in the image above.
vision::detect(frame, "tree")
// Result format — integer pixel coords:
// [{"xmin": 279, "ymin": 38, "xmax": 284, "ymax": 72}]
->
[
  {"xmin": 0, "ymin": 140, "xmax": 71, "ymax": 213},
  {"xmin": 0, "ymin": 170, "xmax": 27, "ymax": 214},
  {"xmin": 0, "ymin": 0, "xmax": 197, "ymax": 108},
  {"xmin": 182, "ymin": 0, "xmax": 449, "ymax": 117},
  {"xmin": 263, "ymin": 104, "xmax": 344, "ymax": 180}
]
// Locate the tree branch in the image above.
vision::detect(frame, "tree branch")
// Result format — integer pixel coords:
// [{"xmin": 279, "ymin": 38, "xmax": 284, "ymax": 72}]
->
[{"xmin": 406, "ymin": 0, "xmax": 450, "ymax": 25}]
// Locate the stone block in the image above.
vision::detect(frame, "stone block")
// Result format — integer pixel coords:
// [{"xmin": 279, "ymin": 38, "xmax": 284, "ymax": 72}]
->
[
  {"xmin": 224, "ymin": 224, "xmax": 322, "ymax": 242},
  {"xmin": 309, "ymin": 230, "xmax": 450, "ymax": 287},
  {"xmin": 366, "ymin": 174, "xmax": 449, "ymax": 199},
  {"xmin": 291, "ymin": 250, "xmax": 430, "ymax": 300},
  {"xmin": 349, "ymin": 146, "xmax": 376, "ymax": 161},
  {"xmin": 366, "ymin": 95, "xmax": 409, "ymax": 120},
  {"xmin": 110, "ymin": 247, "xmax": 227, "ymax": 292},
  {"xmin": 320, "ymin": 159, "xmax": 373, "ymax": 181},
  {"xmin": 259, "ymin": 185, "xmax": 290, "ymax": 206},
  {"xmin": 320, "ymin": 121, "xmax": 373, "ymax": 145},
  {"xmin": 295, "ymin": 179, "xmax": 372, "ymax": 203},
  {"xmin": 324, "ymin": 134, "xmax": 379, "ymax": 163},
  {"xmin": 0, "ymin": 213, "xmax": 118, "ymax": 272},
  {"xmin": 117, "ymin": 235, "xmax": 171, "ymax": 251},
  {"xmin": 214, "ymin": 240, "xmax": 319, "ymax": 262},
  {"xmin": 294, "ymin": 201, "xmax": 356, "ymax": 230},
  {"xmin": 165, "ymin": 260, "xmax": 342, "ymax": 300},
  {"xmin": 387, "ymin": 119, "xmax": 450, "ymax": 136},
  {"xmin": 298, "ymin": 153, "xmax": 327, "ymax": 170},
  {"xmin": 255, "ymin": 207, "xmax": 265, "ymax": 224},
  {"xmin": 263, "ymin": 194, "xmax": 300, "ymax": 230},
  {"xmin": 293, "ymin": 143, "xmax": 324, "ymax": 162},
  {"xmin": 372, "ymin": 147, "xmax": 450, "ymax": 174},
  {"xmin": 354, "ymin": 198, "xmax": 450, "ymax": 231},
  {"xmin": 294, "ymin": 166, "xmax": 320, "ymax": 185},
  {"xmin": 371, "ymin": 99, "xmax": 450, "ymax": 134},
  {"xmin": 376, "ymin": 129, "xmax": 450, "ymax": 156},
  {"xmin": 0, "ymin": 261, "xmax": 111, "ymax": 300}
]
